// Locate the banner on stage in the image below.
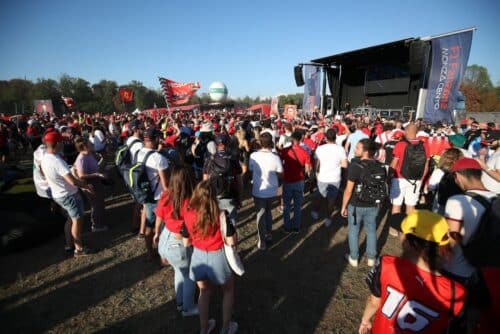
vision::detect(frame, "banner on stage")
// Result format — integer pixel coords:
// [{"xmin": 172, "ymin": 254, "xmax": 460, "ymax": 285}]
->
[
  {"xmin": 424, "ymin": 30, "xmax": 472, "ymax": 123},
  {"xmin": 302, "ymin": 65, "xmax": 321, "ymax": 116},
  {"xmin": 159, "ymin": 77, "xmax": 200, "ymax": 106}
]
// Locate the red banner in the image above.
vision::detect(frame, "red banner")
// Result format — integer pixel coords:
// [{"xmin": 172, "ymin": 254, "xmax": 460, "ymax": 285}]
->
[
  {"xmin": 119, "ymin": 88, "xmax": 134, "ymax": 103},
  {"xmin": 159, "ymin": 77, "xmax": 200, "ymax": 106}
]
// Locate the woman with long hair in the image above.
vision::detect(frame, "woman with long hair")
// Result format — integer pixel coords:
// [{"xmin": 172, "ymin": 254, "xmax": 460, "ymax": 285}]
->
[
  {"xmin": 358, "ymin": 210, "xmax": 467, "ymax": 334},
  {"xmin": 153, "ymin": 166, "xmax": 197, "ymax": 316},
  {"xmin": 181, "ymin": 180, "xmax": 238, "ymax": 334}
]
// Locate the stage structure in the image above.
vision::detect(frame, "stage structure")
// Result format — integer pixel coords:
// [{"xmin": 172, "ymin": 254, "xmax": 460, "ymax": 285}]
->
[{"xmin": 300, "ymin": 27, "xmax": 474, "ymax": 123}]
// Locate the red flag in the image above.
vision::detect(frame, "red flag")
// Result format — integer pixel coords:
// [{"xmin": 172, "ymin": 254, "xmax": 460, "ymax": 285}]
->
[
  {"xmin": 159, "ymin": 77, "xmax": 200, "ymax": 106},
  {"xmin": 62, "ymin": 96, "xmax": 75, "ymax": 108},
  {"xmin": 119, "ymin": 88, "xmax": 134, "ymax": 103}
]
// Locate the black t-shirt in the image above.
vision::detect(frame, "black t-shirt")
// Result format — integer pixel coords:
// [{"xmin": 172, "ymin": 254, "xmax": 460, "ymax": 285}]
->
[{"xmin": 347, "ymin": 158, "xmax": 379, "ymax": 207}]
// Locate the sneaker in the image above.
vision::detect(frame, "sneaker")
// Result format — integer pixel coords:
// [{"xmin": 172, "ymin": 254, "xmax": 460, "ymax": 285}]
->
[
  {"xmin": 220, "ymin": 321, "xmax": 238, "ymax": 334},
  {"xmin": 311, "ymin": 210, "xmax": 319, "ymax": 220},
  {"xmin": 265, "ymin": 234, "xmax": 273, "ymax": 244},
  {"xmin": 91, "ymin": 225, "xmax": 109, "ymax": 232},
  {"xmin": 277, "ymin": 205, "xmax": 284, "ymax": 213},
  {"xmin": 182, "ymin": 306, "xmax": 199, "ymax": 317},
  {"xmin": 324, "ymin": 218, "xmax": 332, "ymax": 227},
  {"xmin": 207, "ymin": 319, "xmax": 216, "ymax": 334},
  {"xmin": 64, "ymin": 246, "xmax": 74, "ymax": 254},
  {"xmin": 345, "ymin": 254, "xmax": 358, "ymax": 267},
  {"xmin": 367, "ymin": 258, "xmax": 376, "ymax": 267},
  {"xmin": 74, "ymin": 247, "xmax": 95, "ymax": 257},
  {"xmin": 136, "ymin": 233, "xmax": 145, "ymax": 240},
  {"xmin": 389, "ymin": 227, "xmax": 400, "ymax": 238},
  {"xmin": 292, "ymin": 228, "xmax": 300, "ymax": 234},
  {"xmin": 257, "ymin": 239, "xmax": 267, "ymax": 250},
  {"xmin": 176, "ymin": 304, "xmax": 183, "ymax": 311}
]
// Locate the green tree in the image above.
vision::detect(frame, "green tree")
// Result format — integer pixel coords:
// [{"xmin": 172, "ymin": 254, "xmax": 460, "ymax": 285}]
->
[
  {"xmin": 92, "ymin": 80, "xmax": 118, "ymax": 114},
  {"xmin": 464, "ymin": 65, "xmax": 493, "ymax": 91}
]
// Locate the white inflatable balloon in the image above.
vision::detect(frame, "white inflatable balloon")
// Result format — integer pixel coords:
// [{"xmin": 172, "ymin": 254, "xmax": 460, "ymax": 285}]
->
[{"xmin": 209, "ymin": 82, "xmax": 228, "ymax": 102}]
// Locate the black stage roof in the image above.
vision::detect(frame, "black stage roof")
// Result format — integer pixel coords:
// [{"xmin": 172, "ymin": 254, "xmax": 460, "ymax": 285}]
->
[{"xmin": 311, "ymin": 38, "xmax": 417, "ymax": 66}]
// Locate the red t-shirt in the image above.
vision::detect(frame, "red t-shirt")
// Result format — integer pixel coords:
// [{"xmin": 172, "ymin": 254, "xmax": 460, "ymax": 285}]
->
[
  {"xmin": 155, "ymin": 195, "xmax": 187, "ymax": 234},
  {"xmin": 182, "ymin": 205, "xmax": 224, "ymax": 251},
  {"xmin": 392, "ymin": 139, "xmax": 430, "ymax": 178},
  {"xmin": 164, "ymin": 134, "xmax": 178, "ymax": 148},
  {"xmin": 280, "ymin": 144, "xmax": 311, "ymax": 183},
  {"xmin": 427, "ymin": 137, "xmax": 451, "ymax": 157},
  {"xmin": 303, "ymin": 137, "xmax": 316, "ymax": 152},
  {"xmin": 369, "ymin": 256, "xmax": 466, "ymax": 334}
]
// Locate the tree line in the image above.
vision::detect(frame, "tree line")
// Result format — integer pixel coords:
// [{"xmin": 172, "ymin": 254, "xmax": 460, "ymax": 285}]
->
[
  {"xmin": 0, "ymin": 65, "xmax": 496, "ymax": 115},
  {"xmin": 0, "ymin": 74, "xmax": 304, "ymax": 115}
]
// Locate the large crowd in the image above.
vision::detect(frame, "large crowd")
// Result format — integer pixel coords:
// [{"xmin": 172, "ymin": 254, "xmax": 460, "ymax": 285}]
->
[{"xmin": 1, "ymin": 109, "xmax": 499, "ymax": 334}]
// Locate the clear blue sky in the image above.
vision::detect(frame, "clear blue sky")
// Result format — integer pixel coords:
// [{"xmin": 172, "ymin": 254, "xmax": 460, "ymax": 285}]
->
[{"xmin": 1, "ymin": 0, "xmax": 499, "ymax": 98}]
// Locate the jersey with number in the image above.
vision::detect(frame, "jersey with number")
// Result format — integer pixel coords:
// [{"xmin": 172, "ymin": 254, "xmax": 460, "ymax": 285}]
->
[{"xmin": 368, "ymin": 255, "xmax": 466, "ymax": 334}]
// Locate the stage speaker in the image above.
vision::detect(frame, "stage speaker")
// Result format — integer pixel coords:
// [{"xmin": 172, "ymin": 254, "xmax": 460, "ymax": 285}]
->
[
  {"xmin": 409, "ymin": 40, "xmax": 431, "ymax": 76},
  {"xmin": 294, "ymin": 65, "xmax": 304, "ymax": 86}
]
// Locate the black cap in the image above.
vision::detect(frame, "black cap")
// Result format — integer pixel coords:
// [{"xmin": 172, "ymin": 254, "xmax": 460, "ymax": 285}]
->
[
  {"xmin": 129, "ymin": 119, "xmax": 143, "ymax": 131},
  {"xmin": 144, "ymin": 127, "xmax": 161, "ymax": 140},
  {"xmin": 215, "ymin": 134, "xmax": 229, "ymax": 145}
]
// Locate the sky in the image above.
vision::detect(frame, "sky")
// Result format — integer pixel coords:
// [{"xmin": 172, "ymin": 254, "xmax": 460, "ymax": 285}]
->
[{"xmin": 0, "ymin": 0, "xmax": 499, "ymax": 98}]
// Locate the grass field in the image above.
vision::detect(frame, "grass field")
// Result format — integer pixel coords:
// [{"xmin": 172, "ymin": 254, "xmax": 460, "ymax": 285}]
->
[{"xmin": 0, "ymin": 169, "xmax": 402, "ymax": 334}]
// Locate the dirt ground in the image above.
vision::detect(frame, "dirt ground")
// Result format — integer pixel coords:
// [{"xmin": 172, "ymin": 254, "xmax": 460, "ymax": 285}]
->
[{"xmin": 0, "ymin": 166, "xmax": 402, "ymax": 334}]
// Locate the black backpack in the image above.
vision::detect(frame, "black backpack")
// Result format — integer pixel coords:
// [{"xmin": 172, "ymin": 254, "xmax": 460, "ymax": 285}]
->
[
  {"xmin": 123, "ymin": 150, "xmax": 159, "ymax": 204},
  {"xmin": 383, "ymin": 140, "xmax": 398, "ymax": 165},
  {"xmin": 207, "ymin": 152, "xmax": 235, "ymax": 199},
  {"xmin": 461, "ymin": 192, "xmax": 500, "ymax": 268},
  {"xmin": 354, "ymin": 160, "xmax": 388, "ymax": 205},
  {"xmin": 115, "ymin": 139, "xmax": 141, "ymax": 168},
  {"xmin": 400, "ymin": 139, "xmax": 427, "ymax": 180}
]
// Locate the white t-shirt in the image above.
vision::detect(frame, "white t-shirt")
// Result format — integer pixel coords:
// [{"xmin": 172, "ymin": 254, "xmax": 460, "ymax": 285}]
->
[
  {"xmin": 249, "ymin": 150, "xmax": 283, "ymax": 198},
  {"xmin": 443, "ymin": 189, "xmax": 497, "ymax": 278},
  {"xmin": 278, "ymin": 132, "xmax": 292, "ymax": 149},
  {"xmin": 482, "ymin": 151, "xmax": 500, "ymax": 194},
  {"xmin": 335, "ymin": 134, "xmax": 347, "ymax": 147},
  {"xmin": 90, "ymin": 129, "xmax": 106, "ymax": 152},
  {"xmin": 136, "ymin": 148, "xmax": 168, "ymax": 200},
  {"xmin": 314, "ymin": 143, "xmax": 347, "ymax": 184},
  {"xmin": 33, "ymin": 144, "xmax": 50, "ymax": 198},
  {"xmin": 40, "ymin": 153, "xmax": 78, "ymax": 199},
  {"xmin": 125, "ymin": 136, "xmax": 144, "ymax": 164}
]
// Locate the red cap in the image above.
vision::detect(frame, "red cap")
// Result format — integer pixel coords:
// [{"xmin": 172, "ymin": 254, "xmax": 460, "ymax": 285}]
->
[
  {"xmin": 391, "ymin": 130, "xmax": 404, "ymax": 140},
  {"xmin": 450, "ymin": 158, "xmax": 482, "ymax": 172},
  {"xmin": 44, "ymin": 131, "xmax": 63, "ymax": 144}
]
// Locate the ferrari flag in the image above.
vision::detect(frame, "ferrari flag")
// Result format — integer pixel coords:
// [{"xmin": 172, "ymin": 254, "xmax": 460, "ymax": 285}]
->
[
  {"xmin": 119, "ymin": 88, "xmax": 134, "ymax": 103},
  {"xmin": 159, "ymin": 77, "xmax": 200, "ymax": 106}
]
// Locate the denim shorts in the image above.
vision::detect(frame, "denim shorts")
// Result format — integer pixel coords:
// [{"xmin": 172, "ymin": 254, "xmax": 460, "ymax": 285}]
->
[
  {"xmin": 54, "ymin": 192, "xmax": 85, "ymax": 219},
  {"xmin": 189, "ymin": 247, "xmax": 232, "ymax": 285},
  {"xmin": 144, "ymin": 202, "xmax": 158, "ymax": 228},
  {"xmin": 316, "ymin": 181, "xmax": 339, "ymax": 199}
]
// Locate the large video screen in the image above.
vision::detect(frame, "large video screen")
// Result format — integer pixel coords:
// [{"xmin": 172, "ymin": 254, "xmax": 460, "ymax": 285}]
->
[{"xmin": 365, "ymin": 64, "xmax": 410, "ymax": 94}]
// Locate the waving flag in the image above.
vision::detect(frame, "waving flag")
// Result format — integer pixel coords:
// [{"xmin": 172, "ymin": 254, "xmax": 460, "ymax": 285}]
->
[
  {"xmin": 119, "ymin": 88, "xmax": 134, "ymax": 103},
  {"xmin": 159, "ymin": 77, "xmax": 200, "ymax": 106},
  {"xmin": 62, "ymin": 96, "xmax": 75, "ymax": 108}
]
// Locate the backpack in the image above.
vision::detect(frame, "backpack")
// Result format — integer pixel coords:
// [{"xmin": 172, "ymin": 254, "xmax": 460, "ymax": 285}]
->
[
  {"xmin": 461, "ymin": 192, "xmax": 500, "ymax": 268},
  {"xmin": 400, "ymin": 139, "xmax": 427, "ymax": 180},
  {"xmin": 207, "ymin": 152, "xmax": 235, "ymax": 199},
  {"xmin": 115, "ymin": 139, "xmax": 141, "ymax": 168},
  {"xmin": 124, "ymin": 150, "xmax": 159, "ymax": 204},
  {"xmin": 383, "ymin": 140, "xmax": 398, "ymax": 165},
  {"xmin": 354, "ymin": 160, "xmax": 388, "ymax": 205}
]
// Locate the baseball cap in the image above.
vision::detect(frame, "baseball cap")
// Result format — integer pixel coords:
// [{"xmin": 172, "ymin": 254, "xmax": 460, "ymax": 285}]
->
[
  {"xmin": 129, "ymin": 119, "xmax": 142, "ymax": 131},
  {"xmin": 144, "ymin": 127, "xmax": 161, "ymax": 140},
  {"xmin": 401, "ymin": 210, "xmax": 450, "ymax": 246},
  {"xmin": 200, "ymin": 122, "xmax": 214, "ymax": 133},
  {"xmin": 391, "ymin": 129, "xmax": 404, "ymax": 140},
  {"xmin": 44, "ymin": 131, "xmax": 63, "ymax": 144},
  {"xmin": 215, "ymin": 134, "xmax": 229, "ymax": 145},
  {"xmin": 450, "ymin": 157, "xmax": 482, "ymax": 172}
]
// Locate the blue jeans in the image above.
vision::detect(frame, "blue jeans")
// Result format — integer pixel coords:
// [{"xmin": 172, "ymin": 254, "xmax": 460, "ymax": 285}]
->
[
  {"xmin": 283, "ymin": 181, "xmax": 304, "ymax": 230},
  {"xmin": 347, "ymin": 205, "xmax": 379, "ymax": 260},
  {"xmin": 144, "ymin": 202, "xmax": 158, "ymax": 228},
  {"xmin": 158, "ymin": 228, "xmax": 196, "ymax": 312}
]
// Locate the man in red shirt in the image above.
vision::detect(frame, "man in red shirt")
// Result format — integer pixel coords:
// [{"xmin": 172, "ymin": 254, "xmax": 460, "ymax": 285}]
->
[
  {"xmin": 280, "ymin": 131, "xmax": 311, "ymax": 233},
  {"xmin": 389, "ymin": 124, "xmax": 430, "ymax": 218}
]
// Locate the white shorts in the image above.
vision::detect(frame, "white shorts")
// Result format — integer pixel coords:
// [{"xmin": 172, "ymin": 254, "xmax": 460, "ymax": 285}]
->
[{"xmin": 390, "ymin": 178, "xmax": 421, "ymax": 206}]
